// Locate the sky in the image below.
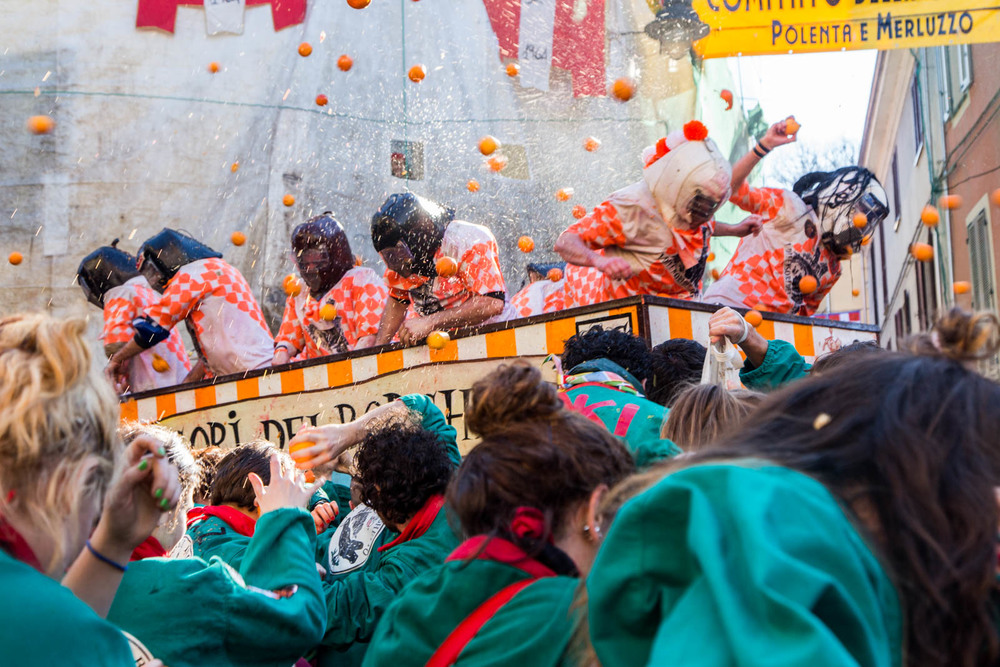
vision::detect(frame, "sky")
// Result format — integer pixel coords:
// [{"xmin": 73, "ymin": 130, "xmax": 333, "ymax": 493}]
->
[{"xmin": 725, "ymin": 50, "xmax": 878, "ymax": 180}]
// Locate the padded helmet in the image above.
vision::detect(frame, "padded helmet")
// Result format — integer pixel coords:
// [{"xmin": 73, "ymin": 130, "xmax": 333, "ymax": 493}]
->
[
  {"xmin": 793, "ymin": 167, "xmax": 889, "ymax": 256},
  {"xmin": 291, "ymin": 212, "xmax": 354, "ymax": 295},
  {"xmin": 371, "ymin": 193, "xmax": 454, "ymax": 277},
  {"xmin": 77, "ymin": 239, "xmax": 139, "ymax": 308},
  {"xmin": 136, "ymin": 229, "xmax": 222, "ymax": 282}
]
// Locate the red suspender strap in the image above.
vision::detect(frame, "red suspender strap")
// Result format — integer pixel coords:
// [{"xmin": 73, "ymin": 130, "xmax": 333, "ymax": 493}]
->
[{"xmin": 425, "ymin": 578, "xmax": 536, "ymax": 667}]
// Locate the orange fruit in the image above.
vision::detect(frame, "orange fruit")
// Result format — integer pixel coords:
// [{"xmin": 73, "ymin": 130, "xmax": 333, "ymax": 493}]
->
[
  {"xmin": 555, "ymin": 188, "xmax": 573, "ymax": 202},
  {"xmin": 547, "ymin": 268, "xmax": 563, "ymax": 282},
  {"xmin": 610, "ymin": 78, "xmax": 635, "ymax": 102},
  {"xmin": 426, "ymin": 331, "xmax": 450, "ymax": 350},
  {"xmin": 467, "ymin": 179, "xmax": 480, "ymax": 192},
  {"xmin": 478, "ymin": 136, "xmax": 499, "ymax": 156},
  {"xmin": 303, "ymin": 470, "xmax": 316, "ymax": 484},
  {"xmin": 954, "ymin": 281, "xmax": 971, "ymax": 294},
  {"xmin": 436, "ymin": 256, "xmax": 458, "ymax": 277},
  {"xmin": 151, "ymin": 354, "xmax": 170, "ymax": 373},
  {"xmin": 744, "ymin": 310, "xmax": 763, "ymax": 327},
  {"xmin": 208, "ymin": 62, "xmax": 220, "ymax": 73},
  {"xmin": 517, "ymin": 236, "xmax": 535, "ymax": 253},
  {"xmin": 911, "ymin": 242, "xmax": 934, "ymax": 262},
  {"xmin": 288, "ymin": 439, "xmax": 313, "ymax": 462},
  {"xmin": 319, "ymin": 303, "xmax": 338, "ymax": 321},
  {"xmin": 487, "ymin": 155, "xmax": 508, "ymax": 172},
  {"xmin": 8, "ymin": 252, "xmax": 22, "ymax": 265},
  {"xmin": 346, "ymin": 0, "xmax": 371, "ymax": 8},
  {"xmin": 785, "ymin": 116, "xmax": 800, "ymax": 135},
  {"xmin": 506, "ymin": 63, "xmax": 520, "ymax": 77},
  {"xmin": 572, "ymin": 205, "xmax": 586, "ymax": 219},
  {"xmin": 231, "ymin": 231, "xmax": 246, "ymax": 246},
  {"xmin": 315, "ymin": 94, "xmax": 328, "ymax": 106},
  {"xmin": 991, "ymin": 189, "xmax": 1000, "ymax": 207},
  {"xmin": 939, "ymin": 194, "xmax": 962, "ymax": 210},
  {"xmin": 861, "ymin": 235, "xmax": 873, "ymax": 246},
  {"xmin": 26, "ymin": 115, "xmax": 54, "ymax": 135},
  {"xmin": 583, "ymin": 136, "xmax": 601, "ymax": 152},
  {"xmin": 298, "ymin": 42, "xmax": 312, "ymax": 57},
  {"xmin": 711, "ymin": 268, "xmax": 720, "ymax": 280},
  {"xmin": 798, "ymin": 275, "xmax": 818, "ymax": 294},
  {"xmin": 337, "ymin": 55, "xmax": 353, "ymax": 71},
  {"xmin": 282, "ymin": 194, "xmax": 295, "ymax": 207},
  {"xmin": 720, "ymin": 89, "xmax": 733, "ymax": 110},
  {"xmin": 853, "ymin": 212, "xmax": 868, "ymax": 228},
  {"xmin": 284, "ymin": 274, "xmax": 303, "ymax": 296},
  {"xmin": 408, "ymin": 65, "xmax": 426, "ymax": 82},
  {"xmin": 230, "ymin": 162, "xmax": 239, "ymax": 173},
  {"xmin": 707, "ymin": 252, "xmax": 716, "ymax": 262},
  {"xmin": 355, "ymin": 254, "xmax": 363, "ymax": 267},
  {"xmin": 920, "ymin": 204, "xmax": 939, "ymax": 226}
]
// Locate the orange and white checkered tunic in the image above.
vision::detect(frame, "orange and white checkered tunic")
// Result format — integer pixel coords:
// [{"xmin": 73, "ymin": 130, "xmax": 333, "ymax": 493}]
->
[
  {"xmin": 385, "ymin": 220, "xmax": 516, "ymax": 322},
  {"xmin": 144, "ymin": 258, "xmax": 274, "ymax": 376},
  {"xmin": 276, "ymin": 267, "xmax": 388, "ymax": 359},
  {"xmin": 509, "ymin": 278, "xmax": 565, "ymax": 318},
  {"xmin": 562, "ymin": 181, "xmax": 714, "ymax": 308},
  {"xmin": 102, "ymin": 277, "xmax": 191, "ymax": 392},
  {"xmin": 702, "ymin": 183, "xmax": 841, "ymax": 316}
]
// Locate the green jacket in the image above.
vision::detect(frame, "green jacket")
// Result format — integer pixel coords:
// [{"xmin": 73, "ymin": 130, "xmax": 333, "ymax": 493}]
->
[
  {"xmin": 0, "ymin": 547, "xmax": 133, "ymax": 665},
  {"xmin": 187, "ymin": 508, "xmax": 252, "ymax": 570},
  {"xmin": 316, "ymin": 499, "xmax": 460, "ymax": 666},
  {"xmin": 740, "ymin": 339, "xmax": 810, "ymax": 391},
  {"xmin": 588, "ymin": 463, "xmax": 902, "ymax": 667},
  {"xmin": 561, "ymin": 359, "xmax": 680, "ymax": 467},
  {"xmin": 108, "ymin": 508, "xmax": 326, "ymax": 667},
  {"xmin": 363, "ymin": 559, "xmax": 580, "ymax": 667}
]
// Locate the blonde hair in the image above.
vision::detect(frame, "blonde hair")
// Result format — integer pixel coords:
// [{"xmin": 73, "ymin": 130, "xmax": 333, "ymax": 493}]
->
[
  {"xmin": 0, "ymin": 314, "xmax": 121, "ymax": 574},
  {"xmin": 660, "ymin": 384, "xmax": 762, "ymax": 453}
]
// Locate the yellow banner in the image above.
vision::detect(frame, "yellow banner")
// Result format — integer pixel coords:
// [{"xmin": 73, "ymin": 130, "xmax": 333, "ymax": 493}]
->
[{"xmin": 690, "ymin": 0, "xmax": 1000, "ymax": 58}]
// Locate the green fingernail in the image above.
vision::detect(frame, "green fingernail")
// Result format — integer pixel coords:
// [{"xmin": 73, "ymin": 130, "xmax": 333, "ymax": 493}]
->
[
  {"xmin": 138, "ymin": 460, "xmax": 149, "ymax": 472},
  {"xmin": 155, "ymin": 488, "xmax": 164, "ymax": 499},
  {"xmin": 159, "ymin": 498, "xmax": 170, "ymax": 509},
  {"xmin": 157, "ymin": 446, "xmax": 166, "ymax": 456}
]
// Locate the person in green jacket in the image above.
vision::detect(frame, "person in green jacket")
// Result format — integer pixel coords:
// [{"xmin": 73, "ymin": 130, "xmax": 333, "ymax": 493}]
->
[
  {"xmin": 589, "ymin": 327, "xmax": 1000, "ymax": 667},
  {"xmin": 365, "ymin": 362, "xmax": 634, "ymax": 667},
  {"xmin": 707, "ymin": 305, "xmax": 882, "ymax": 391},
  {"xmin": 0, "ymin": 313, "xmax": 180, "ymax": 666},
  {"xmin": 314, "ymin": 420, "xmax": 460, "ymax": 666},
  {"xmin": 559, "ymin": 326, "xmax": 680, "ymax": 466},
  {"xmin": 108, "ymin": 426, "xmax": 328, "ymax": 667}
]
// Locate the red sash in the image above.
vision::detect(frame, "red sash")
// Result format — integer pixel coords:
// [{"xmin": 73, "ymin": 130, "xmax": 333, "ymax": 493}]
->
[{"xmin": 424, "ymin": 578, "xmax": 537, "ymax": 667}]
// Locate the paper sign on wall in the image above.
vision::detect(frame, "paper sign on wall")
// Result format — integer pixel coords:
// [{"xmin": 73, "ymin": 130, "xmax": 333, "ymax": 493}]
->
[
  {"xmin": 205, "ymin": 0, "xmax": 246, "ymax": 35},
  {"xmin": 519, "ymin": 0, "xmax": 558, "ymax": 91}
]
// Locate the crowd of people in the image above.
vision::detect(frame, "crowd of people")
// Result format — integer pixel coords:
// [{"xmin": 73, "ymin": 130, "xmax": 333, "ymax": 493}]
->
[
  {"xmin": 75, "ymin": 116, "xmax": 889, "ymax": 394},
  {"xmin": 3, "ymin": 299, "xmax": 999, "ymax": 666}
]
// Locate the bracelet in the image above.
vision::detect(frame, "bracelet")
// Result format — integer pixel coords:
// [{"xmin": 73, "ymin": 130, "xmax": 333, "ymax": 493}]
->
[
  {"xmin": 752, "ymin": 142, "xmax": 770, "ymax": 159},
  {"xmin": 734, "ymin": 317, "xmax": 750, "ymax": 345},
  {"xmin": 85, "ymin": 540, "xmax": 128, "ymax": 573}
]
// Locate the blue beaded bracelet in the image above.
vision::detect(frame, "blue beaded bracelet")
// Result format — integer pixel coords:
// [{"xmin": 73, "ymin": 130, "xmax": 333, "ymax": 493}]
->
[{"xmin": 85, "ymin": 540, "xmax": 128, "ymax": 573}]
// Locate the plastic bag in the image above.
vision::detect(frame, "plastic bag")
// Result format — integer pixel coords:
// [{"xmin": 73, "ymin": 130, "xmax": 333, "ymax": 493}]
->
[{"xmin": 700, "ymin": 339, "xmax": 743, "ymax": 390}]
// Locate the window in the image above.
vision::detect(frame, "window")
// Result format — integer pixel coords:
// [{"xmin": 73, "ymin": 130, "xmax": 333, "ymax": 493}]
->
[
  {"xmin": 390, "ymin": 139, "xmax": 424, "ymax": 180},
  {"xmin": 957, "ymin": 44, "xmax": 973, "ymax": 92},
  {"xmin": 914, "ymin": 231, "xmax": 937, "ymax": 331},
  {"xmin": 910, "ymin": 75, "xmax": 924, "ymax": 154},
  {"xmin": 967, "ymin": 210, "xmax": 997, "ymax": 312},
  {"xmin": 937, "ymin": 47, "xmax": 953, "ymax": 121}
]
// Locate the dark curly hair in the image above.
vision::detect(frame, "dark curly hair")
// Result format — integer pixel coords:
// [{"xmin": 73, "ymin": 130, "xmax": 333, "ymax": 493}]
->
[
  {"xmin": 355, "ymin": 420, "xmax": 453, "ymax": 528},
  {"xmin": 646, "ymin": 338, "xmax": 706, "ymax": 406},
  {"xmin": 561, "ymin": 326, "xmax": 651, "ymax": 382}
]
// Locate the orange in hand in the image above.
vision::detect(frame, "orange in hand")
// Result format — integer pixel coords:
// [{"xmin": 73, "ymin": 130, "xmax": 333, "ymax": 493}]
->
[
  {"xmin": 518, "ymin": 236, "xmax": 535, "ymax": 253},
  {"xmin": 298, "ymin": 42, "xmax": 312, "ymax": 57},
  {"xmin": 610, "ymin": 78, "xmax": 635, "ymax": 102},
  {"xmin": 547, "ymin": 267, "xmax": 563, "ymax": 282},
  {"xmin": 337, "ymin": 55, "xmax": 353, "ymax": 71},
  {"xmin": 478, "ymin": 136, "xmax": 499, "ymax": 156},
  {"xmin": 785, "ymin": 116, "xmax": 800, "ymax": 135},
  {"xmin": 408, "ymin": 65, "xmax": 426, "ymax": 82},
  {"xmin": 288, "ymin": 439, "xmax": 314, "ymax": 462},
  {"xmin": 911, "ymin": 242, "xmax": 934, "ymax": 262},
  {"xmin": 8, "ymin": 252, "xmax": 22, "ymax": 265},
  {"xmin": 744, "ymin": 310, "xmax": 763, "ymax": 327},
  {"xmin": 798, "ymin": 275, "xmax": 818, "ymax": 294},
  {"xmin": 426, "ymin": 331, "xmax": 450, "ymax": 350},
  {"xmin": 231, "ymin": 231, "xmax": 246, "ymax": 246},
  {"xmin": 436, "ymin": 256, "xmax": 458, "ymax": 277}
]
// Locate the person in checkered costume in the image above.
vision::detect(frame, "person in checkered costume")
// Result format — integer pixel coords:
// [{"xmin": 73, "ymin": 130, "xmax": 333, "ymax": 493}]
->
[
  {"xmin": 371, "ymin": 193, "xmax": 515, "ymax": 347},
  {"xmin": 555, "ymin": 121, "xmax": 763, "ymax": 309},
  {"xmin": 703, "ymin": 119, "xmax": 889, "ymax": 316},
  {"xmin": 509, "ymin": 262, "xmax": 566, "ymax": 318},
  {"xmin": 77, "ymin": 241, "xmax": 191, "ymax": 392},
  {"xmin": 273, "ymin": 213, "xmax": 388, "ymax": 365},
  {"xmin": 107, "ymin": 229, "xmax": 274, "ymax": 389}
]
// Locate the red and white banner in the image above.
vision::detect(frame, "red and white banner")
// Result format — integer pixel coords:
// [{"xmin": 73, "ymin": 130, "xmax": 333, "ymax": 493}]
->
[{"xmin": 136, "ymin": 0, "xmax": 305, "ymax": 33}]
